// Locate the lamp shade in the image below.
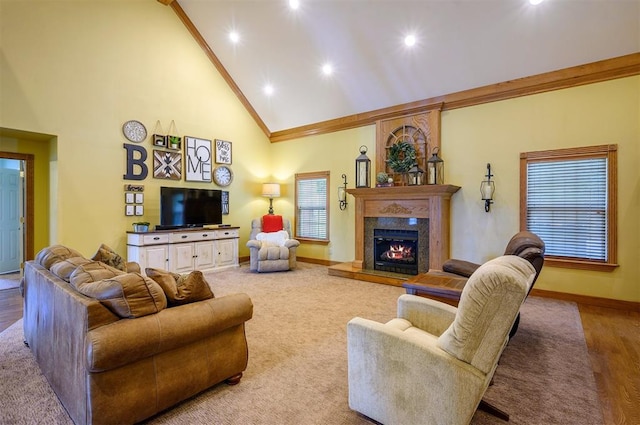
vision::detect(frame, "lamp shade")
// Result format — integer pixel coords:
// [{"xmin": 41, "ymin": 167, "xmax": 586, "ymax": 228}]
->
[{"xmin": 262, "ymin": 183, "xmax": 281, "ymax": 198}]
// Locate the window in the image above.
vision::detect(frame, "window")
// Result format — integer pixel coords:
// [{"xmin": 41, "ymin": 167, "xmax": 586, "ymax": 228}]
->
[
  {"xmin": 295, "ymin": 171, "xmax": 329, "ymax": 242},
  {"xmin": 520, "ymin": 145, "xmax": 617, "ymax": 271}
]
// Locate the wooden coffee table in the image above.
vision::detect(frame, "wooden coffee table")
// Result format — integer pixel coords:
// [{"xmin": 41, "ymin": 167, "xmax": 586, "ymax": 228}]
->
[{"xmin": 402, "ymin": 271, "xmax": 468, "ymax": 306}]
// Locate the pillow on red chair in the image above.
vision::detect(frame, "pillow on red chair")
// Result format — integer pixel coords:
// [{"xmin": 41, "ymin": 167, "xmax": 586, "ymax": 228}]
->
[{"xmin": 262, "ymin": 215, "xmax": 284, "ymax": 233}]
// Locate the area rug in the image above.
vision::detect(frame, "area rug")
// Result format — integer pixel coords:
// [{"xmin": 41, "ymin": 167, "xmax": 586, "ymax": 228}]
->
[{"xmin": 0, "ymin": 263, "xmax": 602, "ymax": 424}]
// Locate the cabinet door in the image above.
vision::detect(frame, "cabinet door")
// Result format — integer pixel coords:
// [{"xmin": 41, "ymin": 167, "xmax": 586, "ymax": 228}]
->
[
  {"xmin": 194, "ymin": 241, "xmax": 215, "ymax": 271},
  {"xmin": 169, "ymin": 243, "xmax": 195, "ymax": 274},
  {"xmin": 145, "ymin": 245, "xmax": 169, "ymax": 272},
  {"xmin": 216, "ymin": 238, "xmax": 238, "ymax": 267}
]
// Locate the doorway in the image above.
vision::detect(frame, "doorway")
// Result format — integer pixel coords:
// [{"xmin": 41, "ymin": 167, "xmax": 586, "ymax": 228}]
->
[
  {"xmin": 0, "ymin": 158, "xmax": 23, "ymax": 274},
  {"xmin": 0, "ymin": 151, "xmax": 34, "ymax": 278}
]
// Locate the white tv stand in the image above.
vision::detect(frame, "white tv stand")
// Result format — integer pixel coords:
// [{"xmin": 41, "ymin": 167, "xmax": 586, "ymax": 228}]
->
[{"xmin": 127, "ymin": 226, "xmax": 239, "ymax": 275}]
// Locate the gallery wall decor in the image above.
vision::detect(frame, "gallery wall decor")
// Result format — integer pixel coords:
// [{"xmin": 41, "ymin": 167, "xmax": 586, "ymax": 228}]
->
[
  {"xmin": 153, "ymin": 150, "xmax": 182, "ymax": 180},
  {"xmin": 185, "ymin": 136, "xmax": 212, "ymax": 182},
  {"xmin": 215, "ymin": 139, "xmax": 232, "ymax": 164},
  {"xmin": 124, "ymin": 185, "xmax": 144, "ymax": 217},
  {"xmin": 167, "ymin": 120, "xmax": 181, "ymax": 150},
  {"xmin": 152, "ymin": 120, "xmax": 166, "ymax": 147},
  {"xmin": 122, "ymin": 120, "xmax": 147, "ymax": 143}
]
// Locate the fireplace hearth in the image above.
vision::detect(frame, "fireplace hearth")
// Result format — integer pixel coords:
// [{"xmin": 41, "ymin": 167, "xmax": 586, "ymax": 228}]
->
[{"xmin": 374, "ymin": 229, "xmax": 418, "ymax": 275}]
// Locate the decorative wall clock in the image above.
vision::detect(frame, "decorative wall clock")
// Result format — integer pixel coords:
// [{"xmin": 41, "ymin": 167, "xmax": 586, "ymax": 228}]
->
[
  {"xmin": 122, "ymin": 120, "xmax": 147, "ymax": 143},
  {"xmin": 213, "ymin": 165, "xmax": 233, "ymax": 187}
]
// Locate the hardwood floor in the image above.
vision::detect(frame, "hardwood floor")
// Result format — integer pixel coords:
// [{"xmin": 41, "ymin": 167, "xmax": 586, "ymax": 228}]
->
[{"xmin": 0, "ymin": 288, "xmax": 638, "ymax": 424}]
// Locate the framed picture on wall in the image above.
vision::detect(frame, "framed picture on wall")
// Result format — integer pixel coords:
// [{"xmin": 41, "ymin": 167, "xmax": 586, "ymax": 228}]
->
[
  {"xmin": 153, "ymin": 150, "xmax": 182, "ymax": 180},
  {"xmin": 184, "ymin": 136, "xmax": 212, "ymax": 182},
  {"xmin": 215, "ymin": 139, "xmax": 232, "ymax": 164}
]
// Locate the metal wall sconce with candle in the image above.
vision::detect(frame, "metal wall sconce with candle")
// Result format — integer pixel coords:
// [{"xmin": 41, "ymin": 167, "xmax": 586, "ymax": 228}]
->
[
  {"xmin": 355, "ymin": 145, "xmax": 371, "ymax": 188},
  {"xmin": 480, "ymin": 163, "xmax": 495, "ymax": 212},
  {"xmin": 426, "ymin": 147, "xmax": 444, "ymax": 185},
  {"xmin": 262, "ymin": 183, "xmax": 281, "ymax": 215},
  {"xmin": 338, "ymin": 174, "xmax": 348, "ymax": 210}
]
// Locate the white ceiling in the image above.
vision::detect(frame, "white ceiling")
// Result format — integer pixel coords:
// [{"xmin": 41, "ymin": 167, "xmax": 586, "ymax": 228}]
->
[{"xmin": 178, "ymin": 0, "xmax": 640, "ymax": 133}]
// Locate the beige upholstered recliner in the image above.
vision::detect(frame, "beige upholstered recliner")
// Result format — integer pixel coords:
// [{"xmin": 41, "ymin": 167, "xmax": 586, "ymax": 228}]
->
[
  {"xmin": 347, "ymin": 255, "xmax": 536, "ymax": 425},
  {"xmin": 246, "ymin": 215, "xmax": 300, "ymax": 272}
]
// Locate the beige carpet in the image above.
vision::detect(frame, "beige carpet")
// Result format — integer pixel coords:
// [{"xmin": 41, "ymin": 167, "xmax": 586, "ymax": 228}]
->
[{"xmin": 0, "ymin": 263, "xmax": 602, "ymax": 424}]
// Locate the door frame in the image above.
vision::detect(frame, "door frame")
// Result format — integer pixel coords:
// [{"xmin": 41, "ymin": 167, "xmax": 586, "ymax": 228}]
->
[{"xmin": 0, "ymin": 151, "xmax": 34, "ymax": 261}]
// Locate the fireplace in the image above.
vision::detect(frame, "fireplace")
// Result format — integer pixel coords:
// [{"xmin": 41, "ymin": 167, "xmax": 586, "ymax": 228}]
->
[{"xmin": 374, "ymin": 229, "xmax": 419, "ymax": 275}]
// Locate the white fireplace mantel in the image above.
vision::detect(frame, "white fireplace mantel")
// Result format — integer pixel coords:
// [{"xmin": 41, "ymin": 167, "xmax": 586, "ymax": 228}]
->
[{"xmin": 346, "ymin": 184, "xmax": 461, "ymax": 272}]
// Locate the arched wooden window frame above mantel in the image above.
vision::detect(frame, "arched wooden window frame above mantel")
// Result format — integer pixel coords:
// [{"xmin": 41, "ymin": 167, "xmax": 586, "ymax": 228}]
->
[{"xmin": 375, "ymin": 109, "xmax": 442, "ymax": 184}]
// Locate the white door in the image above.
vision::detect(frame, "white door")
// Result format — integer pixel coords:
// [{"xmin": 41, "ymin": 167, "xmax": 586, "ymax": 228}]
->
[
  {"xmin": 146, "ymin": 245, "xmax": 169, "ymax": 271},
  {"xmin": 0, "ymin": 160, "xmax": 22, "ymax": 274},
  {"xmin": 169, "ymin": 243, "xmax": 195, "ymax": 274},
  {"xmin": 194, "ymin": 241, "xmax": 215, "ymax": 270}
]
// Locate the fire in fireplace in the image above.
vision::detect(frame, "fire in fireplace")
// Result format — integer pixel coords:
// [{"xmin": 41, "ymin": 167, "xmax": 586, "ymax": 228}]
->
[{"xmin": 374, "ymin": 229, "xmax": 419, "ymax": 275}]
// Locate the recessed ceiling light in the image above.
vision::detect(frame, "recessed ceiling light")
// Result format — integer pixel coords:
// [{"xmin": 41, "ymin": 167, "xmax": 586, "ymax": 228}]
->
[
  {"xmin": 228, "ymin": 31, "xmax": 240, "ymax": 44},
  {"xmin": 289, "ymin": 0, "xmax": 300, "ymax": 10},
  {"xmin": 404, "ymin": 34, "xmax": 416, "ymax": 47},
  {"xmin": 264, "ymin": 84, "xmax": 274, "ymax": 96},
  {"xmin": 322, "ymin": 63, "xmax": 334, "ymax": 76}
]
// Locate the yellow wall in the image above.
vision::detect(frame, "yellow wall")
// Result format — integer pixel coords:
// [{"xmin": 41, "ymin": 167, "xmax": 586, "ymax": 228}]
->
[
  {"xmin": 1, "ymin": 1, "xmax": 638, "ymax": 302},
  {"xmin": 442, "ymin": 76, "xmax": 639, "ymax": 302},
  {"xmin": 0, "ymin": 0, "xmax": 272, "ymax": 257}
]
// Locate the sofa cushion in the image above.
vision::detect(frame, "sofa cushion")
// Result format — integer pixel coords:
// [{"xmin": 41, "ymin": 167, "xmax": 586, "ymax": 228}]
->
[
  {"xmin": 262, "ymin": 214, "xmax": 283, "ymax": 233},
  {"xmin": 91, "ymin": 244, "xmax": 127, "ymax": 271},
  {"xmin": 70, "ymin": 261, "xmax": 125, "ymax": 289},
  {"xmin": 35, "ymin": 245, "xmax": 84, "ymax": 270},
  {"xmin": 50, "ymin": 256, "xmax": 93, "ymax": 282},
  {"xmin": 75, "ymin": 273, "xmax": 167, "ymax": 318},
  {"xmin": 146, "ymin": 268, "xmax": 214, "ymax": 306}
]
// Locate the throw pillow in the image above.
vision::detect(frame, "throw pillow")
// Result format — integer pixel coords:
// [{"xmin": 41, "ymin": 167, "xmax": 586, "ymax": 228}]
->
[
  {"xmin": 70, "ymin": 261, "xmax": 125, "ymax": 290},
  {"xmin": 50, "ymin": 256, "xmax": 92, "ymax": 282},
  {"xmin": 91, "ymin": 244, "xmax": 127, "ymax": 271},
  {"xmin": 262, "ymin": 214, "xmax": 283, "ymax": 233},
  {"xmin": 35, "ymin": 245, "xmax": 84, "ymax": 270},
  {"xmin": 146, "ymin": 268, "xmax": 214, "ymax": 306},
  {"xmin": 256, "ymin": 230, "xmax": 289, "ymax": 247},
  {"xmin": 75, "ymin": 272, "xmax": 167, "ymax": 318}
]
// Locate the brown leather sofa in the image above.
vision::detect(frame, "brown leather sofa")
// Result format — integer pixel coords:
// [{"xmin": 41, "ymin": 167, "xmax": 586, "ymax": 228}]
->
[{"xmin": 23, "ymin": 245, "xmax": 253, "ymax": 425}]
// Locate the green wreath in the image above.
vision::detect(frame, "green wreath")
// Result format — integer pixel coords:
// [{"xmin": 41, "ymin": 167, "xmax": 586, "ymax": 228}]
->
[{"xmin": 387, "ymin": 141, "xmax": 417, "ymax": 172}]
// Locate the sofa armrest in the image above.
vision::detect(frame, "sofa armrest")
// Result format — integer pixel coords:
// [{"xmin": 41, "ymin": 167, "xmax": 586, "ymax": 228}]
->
[
  {"xmin": 86, "ymin": 292, "xmax": 253, "ymax": 372},
  {"xmin": 442, "ymin": 259, "xmax": 481, "ymax": 277},
  {"xmin": 126, "ymin": 262, "xmax": 141, "ymax": 274},
  {"xmin": 397, "ymin": 294, "xmax": 457, "ymax": 336}
]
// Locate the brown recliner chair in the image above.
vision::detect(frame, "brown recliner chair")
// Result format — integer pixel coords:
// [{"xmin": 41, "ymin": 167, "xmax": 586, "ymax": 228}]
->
[{"xmin": 440, "ymin": 231, "xmax": 545, "ymax": 337}]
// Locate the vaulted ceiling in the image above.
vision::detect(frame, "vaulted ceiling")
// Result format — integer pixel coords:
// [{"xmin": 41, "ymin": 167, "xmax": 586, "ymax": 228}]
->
[{"xmin": 165, "ymin": 0, "xmax": 639, "ymax": 137}]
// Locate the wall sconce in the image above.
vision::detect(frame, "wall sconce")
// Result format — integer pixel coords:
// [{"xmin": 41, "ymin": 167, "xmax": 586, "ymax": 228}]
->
[
  {"xmin": 480, "ymin": 163, "xmax": 495, "ymax": 212},
  {"xmin": 355, "ymin": 145, "xmax": 371, "ymax": 188},
  {"xmin": 262, "ymin": 183, "xmax": 281, "ymax": 215},
  {"xmin": 338, "ymin": 174, "xmax": 348, "ymax": 210},
  {"xmin": 426, "ymin": 147, "xmax": 444, "ymax": 185}
]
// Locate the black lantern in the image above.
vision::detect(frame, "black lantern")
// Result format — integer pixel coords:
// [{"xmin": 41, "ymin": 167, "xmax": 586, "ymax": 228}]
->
[
  {"xmin": 355, "ymin": 145, "xmax": 371, "ymax": 188},
  {"xmin": 407, "ymin": 163, "xmax": 424, "ymax": 186},
  {"xmin": 426, "ymin": 147, "xmax": 444, "ymax": 185}
]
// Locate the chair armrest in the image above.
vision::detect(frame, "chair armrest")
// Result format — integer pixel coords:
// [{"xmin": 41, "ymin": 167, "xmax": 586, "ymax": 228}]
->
[
  {"xmin": 284, "ymin": 239, "xmax": 300, "ymax": 248},
  {"xmin": 442, "ymin": 259, "xmax": 481, "ymax": 277},
  {"xmin": 246, "ymin": 240, "xmax": 262, "ymax": 249},
  {"xmin": 397, "ymin": 294, "xmax": 457, "ymax": 336}
]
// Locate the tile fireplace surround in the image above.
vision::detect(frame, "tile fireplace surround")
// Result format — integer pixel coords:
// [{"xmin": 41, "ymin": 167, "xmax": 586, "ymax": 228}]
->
[{"xmin": 329, "ymin": 185, "xmax": 460, "ymax": 286}]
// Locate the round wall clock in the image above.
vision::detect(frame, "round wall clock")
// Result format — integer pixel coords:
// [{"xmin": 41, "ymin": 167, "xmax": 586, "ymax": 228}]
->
[
  {"xmin": 122, "ymin": 120, "xmax": 147, "ymax": 143},
  {"xmin": 213, "ymin": 165, "xmax": 233, "ymax": 187}
]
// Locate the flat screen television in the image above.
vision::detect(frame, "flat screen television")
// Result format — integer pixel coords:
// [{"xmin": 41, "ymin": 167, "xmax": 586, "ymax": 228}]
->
[{"xmin": 159, "ymin": 187, "xmax": 222, "ymax": 229}]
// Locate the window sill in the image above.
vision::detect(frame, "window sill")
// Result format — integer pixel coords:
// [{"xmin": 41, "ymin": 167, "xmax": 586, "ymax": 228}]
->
[
  {"xmin": 545, "ymin": 258, "xmax": 619, "ymax": 272},
  {"xmin": 296, "ymin": 237, "xmax": 329, "ymax": 245}
]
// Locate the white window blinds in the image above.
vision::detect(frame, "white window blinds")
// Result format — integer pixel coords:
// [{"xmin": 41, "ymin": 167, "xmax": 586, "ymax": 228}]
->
[
  {"xmin": 296, "ymin": 176, "xmax": 328, "ymax": 240},
  {"xmin": 526, "ymin": 158, "xmax": 607, "ymax": 261}
]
